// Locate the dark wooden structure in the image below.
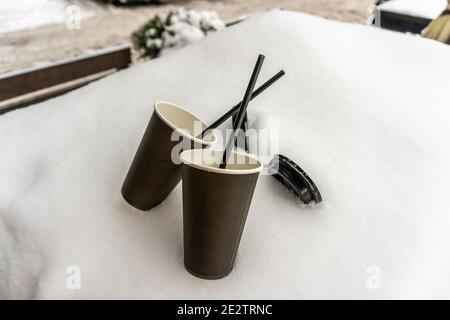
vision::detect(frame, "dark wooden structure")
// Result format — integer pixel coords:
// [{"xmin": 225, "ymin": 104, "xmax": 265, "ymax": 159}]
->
[
  {"xmin": 0, "ymin": 18, "xmax": 249, "ymax": 116},
  {"xmin": 376, "ymin": 10, "xmax": 432, "ymax": 34},
  {"xmin": 0, "ymin": 45, "xmax": 131, "ymax": 115}
]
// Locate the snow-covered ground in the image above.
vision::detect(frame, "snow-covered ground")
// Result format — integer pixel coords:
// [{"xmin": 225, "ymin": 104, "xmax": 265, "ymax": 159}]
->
[
  {"xmin": 1, "ymin": 10, "xmax": 450, "ymax": 299},
  {"xmin": 0, "ymin": 0, "xmax": 105, "ymax": 33},
  {"xmin": 378, "ymin": 0, "xmax": 447, "ymax": 19},
  {"xmin": 0, "ymin": 0, "xmax": 373, "ymax": 73}
]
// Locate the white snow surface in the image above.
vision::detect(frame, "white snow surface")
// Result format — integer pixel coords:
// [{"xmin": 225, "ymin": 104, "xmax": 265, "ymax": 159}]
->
[
  {"xmin": 0, "ymin": 0, "xmax": 102, "ymax": 33},
  {"xmin": 378, "ymin": 0, "xmax": 448, "ymax": 20},
  {"xmin": 1, "ymin": 10, "xmax": 450, "ymax": 299}
]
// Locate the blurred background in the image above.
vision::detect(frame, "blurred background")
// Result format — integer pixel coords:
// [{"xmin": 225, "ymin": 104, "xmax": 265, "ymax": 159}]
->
[
  {"xmin": 1, "ymin": 0, "xmax": 448, "ymax": 113},
  {"xmin": 0, "ymin": 0, "xmax": 376, "ymax": 73}
]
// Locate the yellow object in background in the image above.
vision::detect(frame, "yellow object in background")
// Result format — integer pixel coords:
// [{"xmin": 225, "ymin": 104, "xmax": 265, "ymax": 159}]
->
[{"xmin": 423, "ymin": 1, "xmax": 450, "ymax": 44}]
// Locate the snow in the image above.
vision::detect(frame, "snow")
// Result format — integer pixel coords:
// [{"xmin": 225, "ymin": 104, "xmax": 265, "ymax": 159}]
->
[
  {"xmin": 378, "ymin": 0, "xmax": 448, "ymax": 20},
  {"xmin": 1, "ymin": 10, "xmax": 450, "ymax": 299},
  {"xmin": 161, "ymin": 9, "xmax": 225, "ymax": 56},
  {"xmin": 0, "ymin": 0, "xmax": 102, "ymax": 33}
]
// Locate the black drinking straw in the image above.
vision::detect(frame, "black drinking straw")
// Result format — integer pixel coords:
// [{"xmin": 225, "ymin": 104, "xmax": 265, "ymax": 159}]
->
[
  {"xmin": 199, "ymin": 70, "xmax": 285, "ymax": 138},
  {"xmin": 220, "ymin": 54, "xmax": 265, "ymax": 169}
]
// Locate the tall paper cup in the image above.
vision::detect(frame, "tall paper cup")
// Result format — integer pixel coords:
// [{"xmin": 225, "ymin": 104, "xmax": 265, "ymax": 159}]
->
[
  {"xmin": 180, "ymin": 149, "xmax": 263, "ymax": 279},
  {"xmin": 122, "ymin": 101, "xmax": 215, "ymax": 211}
]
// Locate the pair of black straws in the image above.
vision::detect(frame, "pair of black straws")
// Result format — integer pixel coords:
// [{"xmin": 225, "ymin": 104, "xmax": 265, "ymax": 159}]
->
[{"xmin": 199, "ymin": 54, "xmax": 285, "ymax": 169}]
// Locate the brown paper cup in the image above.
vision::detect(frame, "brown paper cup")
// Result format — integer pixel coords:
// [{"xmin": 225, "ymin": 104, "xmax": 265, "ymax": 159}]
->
[
  {"xmin": 122, "ymin": 101, "xmax": 215, "ymax": 211},
  {"xmin": 180, "ymin": 149, "xmax": 263, "ymax": 279}
]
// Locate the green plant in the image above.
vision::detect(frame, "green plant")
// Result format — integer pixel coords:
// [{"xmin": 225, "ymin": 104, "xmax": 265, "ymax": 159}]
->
[{"xmin": 132, "ymin": 8, "xmax": 225, "ymax": 59}]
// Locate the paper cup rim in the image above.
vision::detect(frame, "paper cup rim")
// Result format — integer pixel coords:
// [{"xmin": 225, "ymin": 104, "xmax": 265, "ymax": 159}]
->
[
  {"xmin": 154, "ymin": 101, "xmax": 216, "ymax": 146},
  {"xmin": 180, "ymin": 149, "xmax": 263, "ymax": 175}
]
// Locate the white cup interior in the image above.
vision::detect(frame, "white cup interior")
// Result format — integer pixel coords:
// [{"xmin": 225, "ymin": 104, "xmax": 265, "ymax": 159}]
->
[
  {"xmin": 154, "ymin": 101, "xmax": 216, "ymax": 145},
  {"xmin": 180, "ymin": 149, "xmax": 263, "ymax": 175}
]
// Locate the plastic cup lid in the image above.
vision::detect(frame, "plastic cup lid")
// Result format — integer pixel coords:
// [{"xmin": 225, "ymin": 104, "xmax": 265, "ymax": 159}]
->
[{"xmin": 269, "ymin": 154, "xmax": 322, "ymax": 204}]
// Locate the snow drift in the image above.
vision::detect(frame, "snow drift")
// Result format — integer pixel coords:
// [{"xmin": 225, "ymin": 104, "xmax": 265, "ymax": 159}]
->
[{"xmin": 1, "ymin": 10, "xmax": 450, "ymax": 299}]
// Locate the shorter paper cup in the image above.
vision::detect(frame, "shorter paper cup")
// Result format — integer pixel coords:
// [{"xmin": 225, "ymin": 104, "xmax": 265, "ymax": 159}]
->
[
  {"xmin": 180, "ymin": 149, "xmax": 263, "ymax": 279},
  {"xmin": 122, "ymin": 101, "xmax": 215, "ymax": 211}
]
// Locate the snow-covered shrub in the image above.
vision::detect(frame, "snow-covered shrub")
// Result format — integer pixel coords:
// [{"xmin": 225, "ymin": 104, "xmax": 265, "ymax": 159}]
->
[{"xmin": 132, "ymin": 8, "xmax": 225, "ymax": 59}]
